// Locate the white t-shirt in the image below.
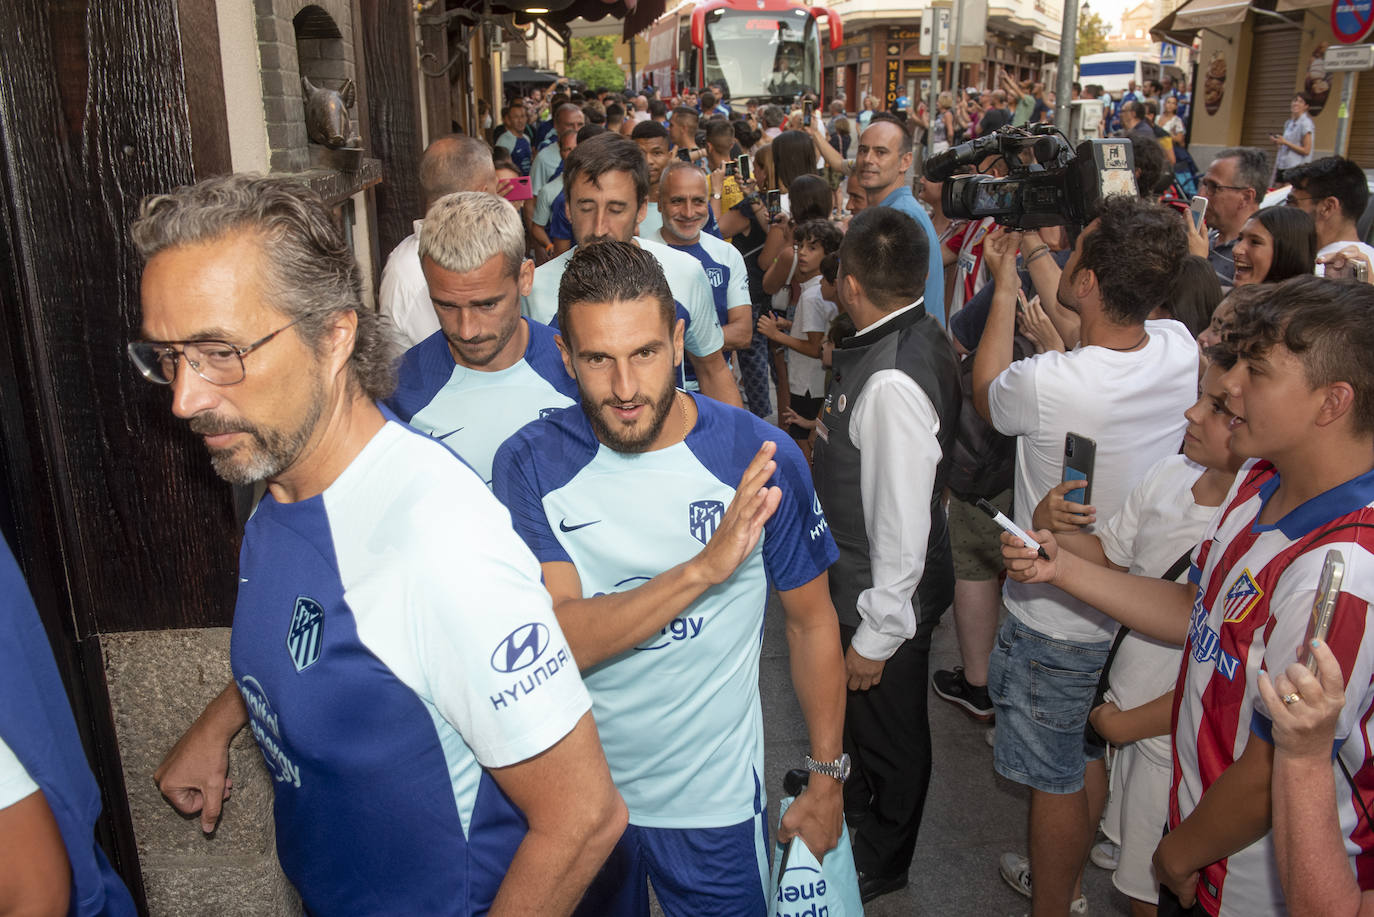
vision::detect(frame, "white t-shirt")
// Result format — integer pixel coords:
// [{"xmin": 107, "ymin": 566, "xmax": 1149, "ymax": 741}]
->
[
  {"xmin": 1318, "ymin": 238, "xmax": 1374, "ymax": 268},
  {"xmin": 1096, "ymin": 453, "xmax": 1216, "ymax": 765},
  {"xmin": 988, "ymin": 319, "xmax": 1199, "ymax": 642},
  {"xmin": 788, "ymin": 275, "xmax": 837, "ymax": 398},
  {"xmin": 378, "ymin": 220, "xmax": 441, "ymax": 349},
  {"xmin": 0, "ymin": 734, "xmax": 38, "ymax": 810}
]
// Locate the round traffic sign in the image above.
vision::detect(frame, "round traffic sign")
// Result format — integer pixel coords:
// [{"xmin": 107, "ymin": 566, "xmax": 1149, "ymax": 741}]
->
[{"xmin": 1332, "ymin": 0, "xmax": 1374, "ymax": 43}]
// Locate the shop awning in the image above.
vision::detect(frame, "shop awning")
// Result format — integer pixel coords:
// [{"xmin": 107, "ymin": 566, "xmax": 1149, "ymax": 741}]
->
[
  {"xmin": 1273, "ymin": 0, "xmax": 1327, "ymax": 11},
  {"xmin": 1152, "ymin": 0, "xmax": 1252, "ymax": 43}
]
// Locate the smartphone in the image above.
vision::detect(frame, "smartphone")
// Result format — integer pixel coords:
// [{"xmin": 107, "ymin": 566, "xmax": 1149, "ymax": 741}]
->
[
  {"xmin": 737, "ymin": 154, "xmax": 752, "ymax": 182},
  {"xmin": 1188, "ymin": 195, "xmax": 1208, "ymax": 233},
  {"xmin": 766, "ymin": 189, "xmax": 781, "ymax": 219},
  {"xmin": 1317, "ymin": 259, "xmax": 1371, "ymax": 282},
  {"xmin": 677, "ymin": 147, "xmax": 693, "ymax": 163},
  {"xmin": 1062, "ymin": 432, "xmax": 1096, "ymax": 506},
  {"xmin": 1301, "ymin": 550, "xmax": 1346, "ymax": 674},
  {"xmin": 501, "ymin": 175, "xmax": 532, "ymax": 202},
  {"xmin": 724, "ymin": 159, "xmax": 738, "ymax": 176},
  {"xmin": 803, "ymin": 100, "xmax": 814, "ymax": 127}
]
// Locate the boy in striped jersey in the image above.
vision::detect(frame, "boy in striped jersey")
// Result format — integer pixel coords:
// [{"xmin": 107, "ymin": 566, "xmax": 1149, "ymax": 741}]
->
[{"xmin": 1002, "ymin": 275, "xmax": 1374, "ymax": 916}]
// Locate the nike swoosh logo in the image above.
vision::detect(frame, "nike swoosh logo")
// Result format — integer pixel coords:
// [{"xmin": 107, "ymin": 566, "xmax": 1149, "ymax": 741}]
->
[
  {"xmin": 427, "ymin": 427, "xmax": 464, "ymax": 441},
  {"xmin": 559, "ymin": 519, "xmax": 600, "ymax": 533}
]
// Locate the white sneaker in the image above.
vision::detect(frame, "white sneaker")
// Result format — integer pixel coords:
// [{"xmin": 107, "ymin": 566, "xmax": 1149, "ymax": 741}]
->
[
  {"xmin": 999, "ymin": 852, "xmax": 1088, "ymax": 913},
  {"xmin": 1090, "ymin": 840, "xmax": 1120, "ymax": 870}
]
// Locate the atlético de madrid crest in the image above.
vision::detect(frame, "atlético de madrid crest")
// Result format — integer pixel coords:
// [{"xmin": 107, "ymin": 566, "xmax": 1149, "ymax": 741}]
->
[
  {"xmin": 287, "ymin": 596, "xmax": 325, "ymax": 672},
  {"xmin": 689, "ymin": 499, "xmax": 725, "ymax": 545}
]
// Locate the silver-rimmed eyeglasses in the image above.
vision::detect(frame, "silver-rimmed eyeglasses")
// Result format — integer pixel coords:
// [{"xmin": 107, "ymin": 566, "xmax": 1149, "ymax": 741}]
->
[{"xmin": 127, "ymin": 317, "xmax": 303, "ymax": 386}]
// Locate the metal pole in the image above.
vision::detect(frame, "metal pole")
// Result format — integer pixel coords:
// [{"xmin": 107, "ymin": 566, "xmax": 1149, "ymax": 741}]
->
[
  {"xmin": 1054, "ymin": 0, "xmax": 1078, "ymax": 132},
  {"xmin": 630, "ymin": 33, "xmax": 638, "ymax": 92},
  {"xmin": 928, "ymin": 10, "xmax": 942, "ymax": 158},
  {"xmin": 1333, "ymin": 71, "xmax": 1358, "ymax": 157},
  {"xmin": 952, "ymin": 0, "xmax": 965, "ymax": 93}
]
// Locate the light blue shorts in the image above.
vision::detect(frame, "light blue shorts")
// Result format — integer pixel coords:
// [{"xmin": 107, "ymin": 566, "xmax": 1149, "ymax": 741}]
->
[{"xmin": 987, "ymin": 614, "xmax": 1111, "ymax": 794}]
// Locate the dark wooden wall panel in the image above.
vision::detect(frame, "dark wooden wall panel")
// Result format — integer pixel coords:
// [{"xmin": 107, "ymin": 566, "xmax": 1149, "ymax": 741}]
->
[
  {"xmin": 420, "ymin": 21, "xmax": 453, "ymax": 137},
  {"xmin": 0, "ymin": 0, "xmax": 239, "ymax": 639},
  {"xmin": 358, "ymin": 0, "xmax": 425, "ymax": 261},
  {"xmin": 177, "ymin": 0, "xmax": 233, "ymax": 178}
]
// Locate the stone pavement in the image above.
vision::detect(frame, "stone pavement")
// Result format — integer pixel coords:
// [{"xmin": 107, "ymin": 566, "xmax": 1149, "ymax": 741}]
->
[{"xmin": 751, "ymin": 595, "xmax": 1133, "ymax": 917}]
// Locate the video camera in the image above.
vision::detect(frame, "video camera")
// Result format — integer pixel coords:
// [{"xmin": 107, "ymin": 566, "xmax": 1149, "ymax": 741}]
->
[{"xmin": 922, "ymin": 124, "xmax": 1137, "ymax": 230}]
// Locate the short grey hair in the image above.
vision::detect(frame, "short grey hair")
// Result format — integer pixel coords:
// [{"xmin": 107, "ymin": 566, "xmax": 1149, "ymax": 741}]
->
[
  {"xmin": 418, "ymin": 192, "xmax": 526, "ymax": 278},
  {"xmin": 1215, "ymin": 147, "xmax": 1270, "ymax": 200},
  {"xmin": 761, "ymin": 105, "xmax": 786, "ymax": 128},
  {"xmin": 659, "ymin": 159, "xmax": 707, "ymax": 197},
  {"xmin": 419, "ymin": 134, "xmax": 496, "ymax": 205},
  {"xmin": 131, "ymin": 174, "xmax": 395, "ymax": 400}
]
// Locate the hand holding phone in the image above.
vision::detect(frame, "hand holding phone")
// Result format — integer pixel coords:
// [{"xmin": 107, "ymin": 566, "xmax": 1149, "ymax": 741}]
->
[
  {"xmin": 766, "ymin": 189, "xmax": 782, "ymax": 220},
  {"xmin": 1062, "ymin": 433, "xmax": 1096, "ymax": 506},
  {"xmin": 1188, "ymin": 195, "xmax": 1208, "ymax": 233}
]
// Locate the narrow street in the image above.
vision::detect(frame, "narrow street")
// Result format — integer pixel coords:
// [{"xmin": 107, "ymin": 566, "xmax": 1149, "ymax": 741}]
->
[{"xmin": 754, "ymin": 595, "xmax": 1133, "ymax": 916}]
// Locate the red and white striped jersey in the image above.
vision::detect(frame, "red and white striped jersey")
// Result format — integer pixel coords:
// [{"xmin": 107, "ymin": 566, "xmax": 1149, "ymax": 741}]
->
[{"xmin": 1171, "ymin": 458, "xmax": 1374, "ymax": 916}]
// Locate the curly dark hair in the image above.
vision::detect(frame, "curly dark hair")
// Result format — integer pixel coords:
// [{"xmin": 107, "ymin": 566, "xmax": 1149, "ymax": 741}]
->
[
  {"xmin": 1076, "ymin": 195, "xmax": 1188, "ymax": 325},
  {"xmin": 1222, "ymin": 276, "xmax": 1374, "ymax": 433},
  {"xmin": 793, "ymin": 219, "xmax": 843, "ymax": 254}
]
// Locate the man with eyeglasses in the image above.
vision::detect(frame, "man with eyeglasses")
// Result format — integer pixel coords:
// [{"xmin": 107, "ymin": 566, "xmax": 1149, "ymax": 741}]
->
[
  {"xmin": 1282, "ymin": 156, "xmax": 1374, "ymax": 267},
  {"xmin": 1197, "ymin": 147, "xmax": 1267, "ymax": 287},
  {"xmin": 131, "ymin": 174, "xmax": 625, "ymax": 917}
]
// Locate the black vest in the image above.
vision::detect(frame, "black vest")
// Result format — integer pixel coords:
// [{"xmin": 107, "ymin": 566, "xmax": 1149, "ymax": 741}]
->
[{"xmin": 812, "ymin": 303, "xmax": 962, "ymax": 629}]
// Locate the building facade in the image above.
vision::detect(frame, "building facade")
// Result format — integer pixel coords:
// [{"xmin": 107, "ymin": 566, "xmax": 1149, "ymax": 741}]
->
[
  {"xmin": 822, "ymin": 0, "xmax": 1065, "ymax": 111},
  {"xmin": 1155, "ymin": 0, "xmax": 1372, "ymax": 167}
]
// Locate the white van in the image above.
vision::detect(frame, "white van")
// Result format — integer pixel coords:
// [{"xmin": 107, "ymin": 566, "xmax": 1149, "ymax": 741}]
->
[{"xmin": 1077, "ymin": 52, "xmax": 1164, "ymax": 98}]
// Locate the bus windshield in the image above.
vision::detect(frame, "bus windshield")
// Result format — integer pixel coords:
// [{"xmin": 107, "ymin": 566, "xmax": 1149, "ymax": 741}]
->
[{"xmin": 702, "ymin": 8, "xmax": 818, "ymax": 101}]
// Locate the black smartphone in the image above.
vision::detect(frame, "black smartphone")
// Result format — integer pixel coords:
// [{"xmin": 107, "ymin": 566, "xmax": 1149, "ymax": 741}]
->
[
  {"xmin": 724, "ymin": 159, "xmax": 737, "ymax": 176},
  {"xmin": 803, "ymin": 100, "xmax": 814, "ymax": 127},
  {"xmin": 737, "ymin": 154, "xmax": 752, "ymax": 182},
  {"xmin": 1062, "ymin": 432, "xmax": 1096, "ymax": 506},
  {"xmin": 766, "ymin": 189, "xmax": 781, "ymax": 219},
  {"xmin": 677, "ymin": 147, "xmax": 692, "ymax": 162}
]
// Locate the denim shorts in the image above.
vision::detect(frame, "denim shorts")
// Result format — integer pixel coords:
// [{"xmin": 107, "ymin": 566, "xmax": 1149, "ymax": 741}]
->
[{"xmin": 987, "ymin": 614, "xmax": 1111, "ymax": 794}]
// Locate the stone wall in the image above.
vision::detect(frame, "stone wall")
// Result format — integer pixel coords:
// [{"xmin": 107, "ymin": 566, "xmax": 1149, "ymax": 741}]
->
[
  {"xmin": 253, "ymin": 0, "xmax": 358, "ymax": 172},
  {"xmin": 103, "ymin": 629, "xmax": 299, "ymax": 916}
]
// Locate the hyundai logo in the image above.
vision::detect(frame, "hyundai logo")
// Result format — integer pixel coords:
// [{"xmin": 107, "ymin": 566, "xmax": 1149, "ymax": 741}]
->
[{"xmin": 490, "ymin": 623, "xmax": 550, "ymax": 673}]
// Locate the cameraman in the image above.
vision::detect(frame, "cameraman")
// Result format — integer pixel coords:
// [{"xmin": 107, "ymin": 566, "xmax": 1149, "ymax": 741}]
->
[{"xmin": 970, "ymin": 196, "xmax": 1197, "ymax": 916}]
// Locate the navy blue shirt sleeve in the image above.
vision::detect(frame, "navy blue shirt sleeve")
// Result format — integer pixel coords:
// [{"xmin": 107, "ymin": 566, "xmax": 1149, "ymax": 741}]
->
[{"xmin": 492, "ymin": 436, "xmax": 572, "ymax": 565}]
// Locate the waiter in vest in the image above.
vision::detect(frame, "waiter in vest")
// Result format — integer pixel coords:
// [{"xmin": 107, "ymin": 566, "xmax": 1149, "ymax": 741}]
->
[{"xmin": 811, "ymin": 207, "xmax": 961, "ymax": 904}]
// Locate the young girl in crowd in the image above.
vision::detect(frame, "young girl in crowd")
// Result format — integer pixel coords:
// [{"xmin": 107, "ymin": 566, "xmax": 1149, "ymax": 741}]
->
[
  {"xmin": 757, "ymin": 219, "xmax": 842, "ymax": 460},
  {"xmin": 1232, "ymin": 205, "xmax": 1317, "ymax": 286}
]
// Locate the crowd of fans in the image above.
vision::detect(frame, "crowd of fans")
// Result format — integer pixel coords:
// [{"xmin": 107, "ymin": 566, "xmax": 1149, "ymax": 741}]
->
[{"xmin": 6, "ymin": 69, "xmax": 1374, "ymax": 917}]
